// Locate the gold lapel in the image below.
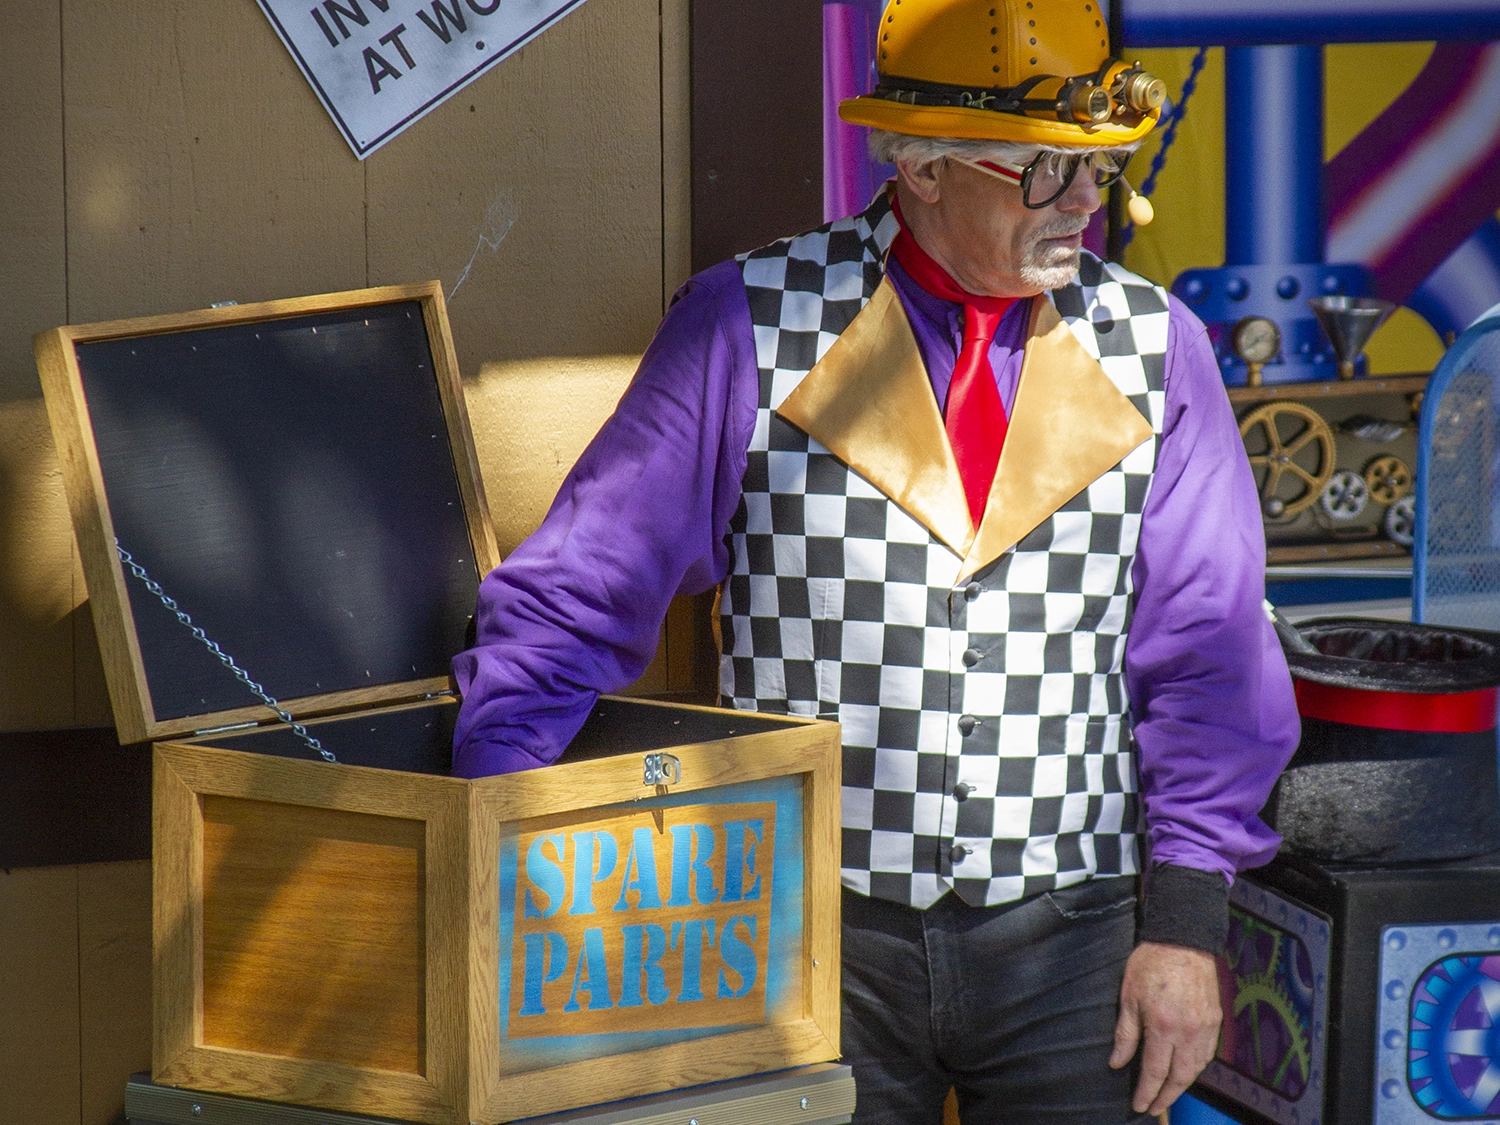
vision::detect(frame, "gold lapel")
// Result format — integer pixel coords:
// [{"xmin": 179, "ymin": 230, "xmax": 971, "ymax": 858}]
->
[
  {"xmin": 958, "ymin": 298, "xmax": 1153, "ymax": 582},
  {"xmin": 776, "ymin": 277, "xmax": 974, "ymax": 555}
]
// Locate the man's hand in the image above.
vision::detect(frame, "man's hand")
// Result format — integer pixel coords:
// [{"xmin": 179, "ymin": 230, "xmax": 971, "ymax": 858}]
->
[{"xmin": 1108, "ymin": 940, "xmax": 1223, "ymax": 1115}]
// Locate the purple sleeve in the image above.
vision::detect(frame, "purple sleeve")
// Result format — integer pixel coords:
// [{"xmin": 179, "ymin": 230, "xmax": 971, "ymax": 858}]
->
[
  {"xmin": 1125, "ymin": 296, "xmax": 1301, "ymax": 881},
  {"xmin": 450, "ymin": 261, "xmax": 759, "ymax": 778}
]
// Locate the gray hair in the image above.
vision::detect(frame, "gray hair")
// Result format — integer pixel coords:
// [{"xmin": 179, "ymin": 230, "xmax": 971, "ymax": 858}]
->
[{"xmin": 867, "ymin": 128, "xmax": 1138, "ymax": 171}]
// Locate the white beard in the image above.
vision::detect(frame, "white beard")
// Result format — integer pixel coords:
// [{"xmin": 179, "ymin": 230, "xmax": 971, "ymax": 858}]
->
[{"xmin": 1018, "ymin": 220, "xmax": 1089, "ymax": 291}]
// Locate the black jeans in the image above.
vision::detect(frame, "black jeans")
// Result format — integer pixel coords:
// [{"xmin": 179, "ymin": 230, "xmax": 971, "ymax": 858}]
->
[{"xmin": 841, "ymin": 879, "xmax": 1154, "ymax": 1125}]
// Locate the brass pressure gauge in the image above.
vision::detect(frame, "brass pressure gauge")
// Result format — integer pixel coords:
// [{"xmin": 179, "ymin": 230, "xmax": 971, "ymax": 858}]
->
[{"xmin": 1232, "ymin": 316, "xmax": 1282, "ymax": 387}]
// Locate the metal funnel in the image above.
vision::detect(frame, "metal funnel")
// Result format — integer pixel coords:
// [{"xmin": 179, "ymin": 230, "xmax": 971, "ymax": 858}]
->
[{"xmin": 1308, "ymin": 295, "xmax": 1397, "ymax": 379}]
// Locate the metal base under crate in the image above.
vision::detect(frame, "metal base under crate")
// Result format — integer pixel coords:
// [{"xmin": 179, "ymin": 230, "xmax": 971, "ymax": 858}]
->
[{"xmin": 126, "ymin": 1064, "xmax": 855, "ymax": 1125}]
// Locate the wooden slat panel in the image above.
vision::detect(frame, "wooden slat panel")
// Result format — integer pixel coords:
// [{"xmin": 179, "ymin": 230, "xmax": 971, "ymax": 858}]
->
[
  {"xmin": 0, "ymin": 865, "xmax": 81, "ymax": 1125},
  {"xmin": 61, "ymin": 0, "xmax": 366, "ymax": 327},
  {"xmin": 0, "ymin": 0, "xmax": 65, "ymax": 400},
  {"xmin": 690, "ymin": 0, "xmax": 823, "ymax": 271},
  {"xmin": 364, "ymin": 0, "xmax": 663, "ymax": 378},
  {"xmin": 0, "ymin": 0, "xmax": 76, "ymax": 733},
  {"xmin": 200, "ymin": 797, "xmax": 426, "ymax": 1074},
  {"xmin": 79, "ymin": 860, "xmax": 153, "ymax": 1125},
  {"xmin": 660, "ymin": 0, "xmax": 692, "ymax": 309}
]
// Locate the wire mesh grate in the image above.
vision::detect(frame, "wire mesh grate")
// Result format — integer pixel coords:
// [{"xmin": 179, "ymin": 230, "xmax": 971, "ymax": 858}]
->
[{"xmin": 1420, "ymin": 328, "xmax": 1500, "ymax": 630}]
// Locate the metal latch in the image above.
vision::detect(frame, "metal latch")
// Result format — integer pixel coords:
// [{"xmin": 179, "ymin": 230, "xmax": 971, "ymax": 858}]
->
[{"xmin": 643, "ymin": 752, "xmax": 681, "ymax": 787}]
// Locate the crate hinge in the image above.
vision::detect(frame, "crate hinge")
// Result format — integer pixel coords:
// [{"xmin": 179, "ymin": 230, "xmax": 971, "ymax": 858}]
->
[{"xmin": 192, "ymin": 720, "xmax": 260, "ymax": 736}]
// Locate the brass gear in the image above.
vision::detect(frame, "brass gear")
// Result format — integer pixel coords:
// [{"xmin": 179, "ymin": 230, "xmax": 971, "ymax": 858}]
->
[
  {"xmin": 1363, "ymin": 455, "xmax": 1412, "ymax": 505},
  {"xmin": 1238, "ymin": 403, "xmax": 1337, "ymax": 518},
  {"xmin": 1234, "ymin": 971, "xmax": 1313, "ymax": 1092}
]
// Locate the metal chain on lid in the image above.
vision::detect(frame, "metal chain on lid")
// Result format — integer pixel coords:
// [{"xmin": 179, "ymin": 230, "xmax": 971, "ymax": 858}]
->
[{"xmin": 114, "ymin": 540, "xmax": 337, "ymax": 763}]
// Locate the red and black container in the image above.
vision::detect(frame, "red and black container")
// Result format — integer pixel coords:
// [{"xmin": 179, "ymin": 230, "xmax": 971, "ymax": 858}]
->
[{"xmin": 1269, "ymin": 617, "xmax": 1500, "ymax": 863}]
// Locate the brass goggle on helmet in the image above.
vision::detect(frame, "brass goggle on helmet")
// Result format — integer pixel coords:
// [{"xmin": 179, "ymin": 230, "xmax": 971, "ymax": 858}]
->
[{"xmin": 840, "ymin": 0, "xmax": 1166, "ymax": 147}]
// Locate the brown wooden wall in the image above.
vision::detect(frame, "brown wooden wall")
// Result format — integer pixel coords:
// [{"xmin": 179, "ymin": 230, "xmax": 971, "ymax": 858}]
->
[
  {"xmin": 0, "ymin": 0, "xmax": 692, "ymax": 738},
  {"xmin": 0, "ymin": 1, "xmax": 690, "ymax": 1122},
  {"xmin": 0, "ymin": 1, "xmax": 836, "ymax": 1120},
  {"xmin": 0, "ymin": 862, "xmax": 152, "ymax": 1125}
]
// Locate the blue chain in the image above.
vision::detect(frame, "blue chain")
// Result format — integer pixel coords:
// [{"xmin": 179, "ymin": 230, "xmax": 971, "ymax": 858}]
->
[
  {"xmin": 115, "ymin": 541, "xmax": 336, "ymax": 762},
  {"xmin": 1123, "ymin": 45, "xmax": 1209, "ymax": 249}
]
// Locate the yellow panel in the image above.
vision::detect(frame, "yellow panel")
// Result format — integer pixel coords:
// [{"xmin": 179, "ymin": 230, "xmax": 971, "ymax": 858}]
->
[
  {"xmin": 201, "ymin": 797, "xmax": 426, "ymax": 1075},
  {"xmin": 1325, "ymin": 43, "xmax": 1434, "ymax": 160},
  {"xmin": 0, "ymin": 866, "xmax": 81, "ymax": 1125},
  {"xmin": 62, "ymin": 0, "xmax": 366, "ymax": 326},
  {"xmin": 1121, "ymin": 46, "xmax": 1227, "ymax": 288},
  {"xmin": 79, "ymin": 860, "xmax": 152, "ymax": 1125},
  {"xmin": 1366, "ymin": 306, "xmax": 1446, "ymax": 376}
]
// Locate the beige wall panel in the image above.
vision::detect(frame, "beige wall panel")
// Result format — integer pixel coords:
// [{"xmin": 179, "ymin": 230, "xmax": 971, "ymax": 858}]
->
[
  {"xmin": 63, "ymin": 0, "xmax": 367, "ymax": 326},
  {"xmin": 72, "ymin": 597, "xmax": 117, "ymax": 728},
  {"xmin": 364, "ymin": 0, "xmax": 664, "ymax": 379},
  {"xmin": 463, "ymin": 353, "xmax": 715, "ymax": 697},
  {"xmin": 0, "ymin": 0, "xmax": 66, "ymax": 403},
  {"xmin": 0, "ymin": 400, "xmax": 83, "ymax": 731},
  {"xmin": 78, "ymin": 861, "xmax": 153, "ymax": 1125},
  {"xmin": 466, "ymin": 354, "xmax": 637, "ymax": 556},
  {"xmin": 0, "ymin": 866, "xmax": 81, "ymax": 1125}
]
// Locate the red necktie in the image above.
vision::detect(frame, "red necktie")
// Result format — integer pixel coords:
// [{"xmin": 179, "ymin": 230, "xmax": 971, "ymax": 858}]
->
[{"xmin": 889, "ymin": 198, "xmax": 1016, "ymax": 526}]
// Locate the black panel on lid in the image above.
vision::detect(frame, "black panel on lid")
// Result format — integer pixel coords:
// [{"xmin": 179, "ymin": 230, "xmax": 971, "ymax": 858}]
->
[
  {"xmin": 210, "ymin": 702, "xmax": 458, "ymax": 775},
  {"xmin": 76, "ymin": 301, "xmax": 478, "ymax": 722}
]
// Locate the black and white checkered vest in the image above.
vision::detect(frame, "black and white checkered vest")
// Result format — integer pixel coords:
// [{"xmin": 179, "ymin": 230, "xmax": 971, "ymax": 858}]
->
[{"xmin": 721, "ymin": 191, "xmax": 1170, "ymax": 909}]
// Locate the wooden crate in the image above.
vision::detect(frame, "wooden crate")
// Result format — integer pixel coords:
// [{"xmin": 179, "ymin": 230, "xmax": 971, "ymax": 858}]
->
[
  {"xmin": 153, "ymin": 697, "xmax": 840, "ymax": 1124},
  {"xmin": 35, "ymin": 286, "xmax": 842, "ymax": 1124}
]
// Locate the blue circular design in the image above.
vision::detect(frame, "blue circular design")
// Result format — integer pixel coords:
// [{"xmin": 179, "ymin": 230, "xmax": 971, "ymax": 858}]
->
[{"xmin": 1408, "ymin": 956, "xmax": 1500, "ymax": 1118}]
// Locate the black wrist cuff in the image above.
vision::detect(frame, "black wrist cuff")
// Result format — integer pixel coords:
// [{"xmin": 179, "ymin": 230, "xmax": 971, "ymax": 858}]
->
[{"xmin": 1139, "ymin": 864, "xmax": 1229, "ymax": 955}]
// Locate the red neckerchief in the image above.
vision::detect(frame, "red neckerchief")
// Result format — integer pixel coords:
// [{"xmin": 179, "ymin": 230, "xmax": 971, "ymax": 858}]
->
[{"xmin": 889, "ymin": 193, "xmax": 1016, "ymax": 526}]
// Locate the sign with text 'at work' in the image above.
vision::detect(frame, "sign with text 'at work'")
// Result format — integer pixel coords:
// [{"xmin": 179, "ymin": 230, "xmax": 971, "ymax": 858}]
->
[
  {"xmin": 494, "ymin": 778, "xmax": 807, "ymax": 1073},
  {"xmin": 256, "ymin": 0, "xmax": 590, "ymax": 158}
]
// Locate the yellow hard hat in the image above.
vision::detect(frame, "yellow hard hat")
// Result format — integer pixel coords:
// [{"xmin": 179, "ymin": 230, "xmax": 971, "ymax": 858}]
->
[{"xmin": 839, "ymin": 0, "xmax": 1164, "ymax": 147}]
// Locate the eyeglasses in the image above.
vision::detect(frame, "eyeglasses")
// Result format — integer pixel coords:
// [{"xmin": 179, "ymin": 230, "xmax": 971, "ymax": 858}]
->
[{"xmin": 954, "ymin": 149, "xmax": 1131, "ymax": 209}]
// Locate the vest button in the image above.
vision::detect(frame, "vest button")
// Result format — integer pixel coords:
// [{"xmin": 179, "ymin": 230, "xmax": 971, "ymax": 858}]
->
[
  {"xmin": 964, "ymin": 582, "xmax": 983, "ymax": 601},
  {"xmin": 962, "ymin": 648, "xmax": 983, "ymax": 667},
  {"xmin": 953, "ymin": 782, "xmax": 972, "ymax": 801},
  {"xmin": 950, "ymin": 843, "xmax": 970, "ymax": 863},
  {"xmin": 957, "ymin": 714, "xmax": 978, "ymax": 736}
]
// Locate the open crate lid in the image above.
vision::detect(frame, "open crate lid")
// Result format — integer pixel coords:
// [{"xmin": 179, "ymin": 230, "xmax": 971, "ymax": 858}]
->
[{"xmin": 35, "ymin": 282, "xmax": 499, "ymax": 744}]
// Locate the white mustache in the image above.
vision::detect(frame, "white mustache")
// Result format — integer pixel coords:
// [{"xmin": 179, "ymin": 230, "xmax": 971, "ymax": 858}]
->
[{"xmin": 1033, "ymin": 220, "xmax": 1089, "ymax": 240}]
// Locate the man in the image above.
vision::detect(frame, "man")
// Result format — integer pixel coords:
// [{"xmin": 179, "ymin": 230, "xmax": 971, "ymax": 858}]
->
[{"xmin": 452, "ymin": 2, "xmax": 1299, "ymax": 1121}]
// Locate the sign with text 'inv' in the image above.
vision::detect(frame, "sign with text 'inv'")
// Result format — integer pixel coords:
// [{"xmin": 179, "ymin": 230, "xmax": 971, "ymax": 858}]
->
[{"xmin": 256, "ymin": 0, "xmax": 589, "ymax": 158}]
